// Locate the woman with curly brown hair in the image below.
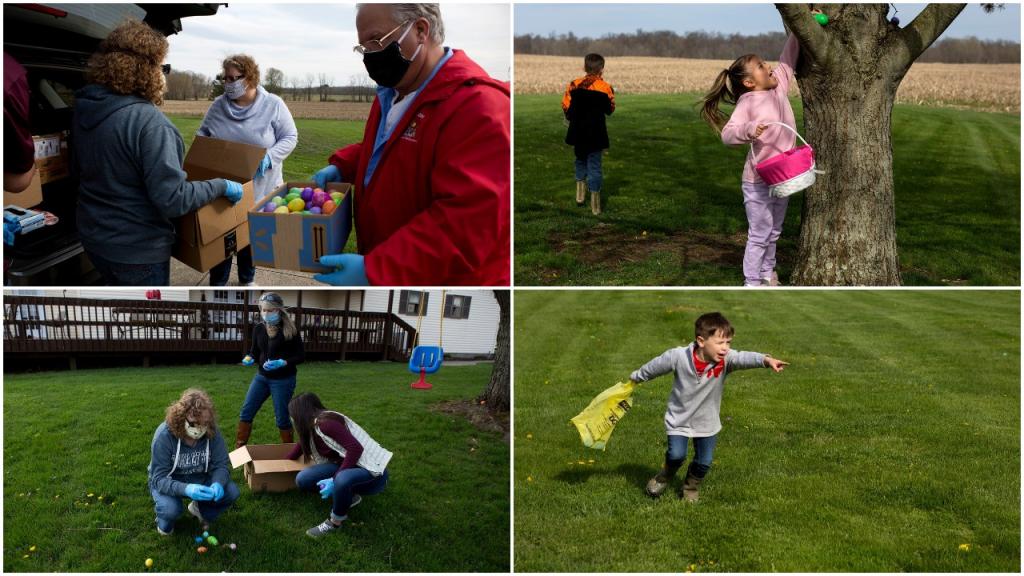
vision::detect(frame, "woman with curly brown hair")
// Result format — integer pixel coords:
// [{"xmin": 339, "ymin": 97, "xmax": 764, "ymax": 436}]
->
[
  {"xmin": 147, "ymin": 388, "xmax": 239, "ymax": 535},
  {"xmin": 199, "ymin": 54, "xmax": 298, "ymax": 287},
  {"xmin": 73, "ymin": 19, "xmax": 245, "ymax": 286}
]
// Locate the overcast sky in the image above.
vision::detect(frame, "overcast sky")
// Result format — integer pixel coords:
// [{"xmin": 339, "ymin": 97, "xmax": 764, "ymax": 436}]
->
[
  {"xmin": 515, "ymin": 3, "xmax": 1021, "ymax": 42},
  {"xmin": 167, "ymin": 3, "xmax": 510, "ymax": 83}
]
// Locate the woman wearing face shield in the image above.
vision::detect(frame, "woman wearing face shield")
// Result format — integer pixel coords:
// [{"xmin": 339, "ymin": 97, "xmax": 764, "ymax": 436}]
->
[
  {"xmin": 310, "ymin": 3, "xmax": 510, "ymax": 286},
  {"xmin": 235, "ymin": 292, "xmax": 305, "ymax": 448},
  {"xmin": 198, "ymin": 55, "xmax": 298, "ymax": 287},
  {"xmin": 147, "ymin": 389, "xmax": 239, "ymax": 535}
]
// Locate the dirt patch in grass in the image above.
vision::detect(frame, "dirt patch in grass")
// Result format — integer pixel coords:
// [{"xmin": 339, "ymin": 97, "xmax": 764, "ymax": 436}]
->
[
  {"xmin": 432, "ymin": 400, "xmax": 509, "ymax": 442},
  {"xmin": 549, "ymin": 223, "xmax": 750, "ymax": 269}
]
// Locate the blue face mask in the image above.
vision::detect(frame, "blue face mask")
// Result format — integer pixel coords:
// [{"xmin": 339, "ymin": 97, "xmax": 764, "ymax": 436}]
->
[{"xmin": 262, "ymin": 312, "xmax": 280, "ymax": 324}]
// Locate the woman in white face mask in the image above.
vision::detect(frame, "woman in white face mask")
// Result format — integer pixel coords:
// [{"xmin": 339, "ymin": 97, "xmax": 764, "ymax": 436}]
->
[
  {"xmin": 147, "ymin": 389, "xmax": 239, "ymax": 535},
  {"xmin": 235, "ymin": 292, "xmax": 305, "ymax": 448},
  {"xmin": 197, "ymin": 54, "xmax": 299, "ymax": 287}
]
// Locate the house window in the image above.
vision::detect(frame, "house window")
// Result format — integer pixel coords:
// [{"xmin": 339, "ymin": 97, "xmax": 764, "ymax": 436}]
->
[
  {"xmin": 398, "ymin": 290, "xmax": 429, "ymax": 316},
  {"xmin": 213, "ymin": 290, "xmax": 228, "ymax": 301},
  {"xmin": 444, "ymin": 294, "xmax": 472, "ymax": 319}
]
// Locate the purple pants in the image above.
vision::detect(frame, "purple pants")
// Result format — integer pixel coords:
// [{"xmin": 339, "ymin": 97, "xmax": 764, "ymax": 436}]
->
[{"xmin": 741, "ymin": 180, "xmax": 789, "ymax": 286}]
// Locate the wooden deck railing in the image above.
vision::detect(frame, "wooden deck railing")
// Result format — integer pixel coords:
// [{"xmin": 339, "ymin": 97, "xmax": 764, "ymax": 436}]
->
[{"xmin": 3, "ymin": 296, "xmax": 415, "ymax": 361}]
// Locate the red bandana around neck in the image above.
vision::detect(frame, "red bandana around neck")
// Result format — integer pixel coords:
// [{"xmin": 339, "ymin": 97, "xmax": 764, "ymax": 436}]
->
[{"xmin": 692, "ymin": 346, "xmax": 725, "ymax": 378}]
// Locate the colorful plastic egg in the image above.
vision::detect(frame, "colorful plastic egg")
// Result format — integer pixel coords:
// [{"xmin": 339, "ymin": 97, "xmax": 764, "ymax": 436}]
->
[
  {"xmin": 311, "ymin": 191, "xmax": 328, "ymax": 207},
  {"xmin": 274, "ymin": 206, "xmax": 289, "ymax": 214},
  {"xmin": 272, "ymin": 196, "xmax": 286, "ymax": 207},
  {"xmin": 309, "ymin": 207, "xmax": 322, "ymax": 215},
  {"xmin": 301, "ymin": 188, "xmax": 313, "ymax": 202},
  {"xmin": 207, "ymin": 536, "xmax": 219, "ymax": 546},
  {"xmin": 288, "ymin": 187, "xmax": 301, "ymax": 196},
  {"xmin": 330, "ymin": 192, "xmax": 344, "ymax": 203},
  {"xmin": 322, "ymin": 200, "xmax": 336, "ymax": 215},
  {"xmin": 197, "ymin": 546, "xmax": 208, "ymax": 554},
  {"xmin": 288, "ymin": 198, "xmax": 305, "ymax": 212},
  {"xmin": 145, "ymin": 558, "xmax": 153, "ymax": 569}
]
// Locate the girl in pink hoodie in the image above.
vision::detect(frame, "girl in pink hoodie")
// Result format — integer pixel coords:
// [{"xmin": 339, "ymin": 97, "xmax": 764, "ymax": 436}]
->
[{"xmin": 701, "ymin": 34, "xmax": 800, "ymax": 287}]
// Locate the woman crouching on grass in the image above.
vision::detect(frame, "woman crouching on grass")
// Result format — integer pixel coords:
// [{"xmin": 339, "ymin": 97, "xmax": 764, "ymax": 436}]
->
[
  {"xmin": 286, "ymin": 392, "xmax": 392, "ymax": 538},
  {"xmin": 148, "ymin": 389, "xmax": 239, "ymax": 535}
]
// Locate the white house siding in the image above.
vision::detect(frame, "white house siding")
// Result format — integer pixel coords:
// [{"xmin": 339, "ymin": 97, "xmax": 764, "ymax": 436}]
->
[{"xmin": 361, "ymin": 289, "xmax": 499, "ymax": 357}]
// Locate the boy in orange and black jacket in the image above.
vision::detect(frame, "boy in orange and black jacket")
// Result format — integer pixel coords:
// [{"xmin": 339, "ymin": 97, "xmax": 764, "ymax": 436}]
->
[{"xmin": 562, "ymin": 53, "xmax": 615, "ymax": 215}]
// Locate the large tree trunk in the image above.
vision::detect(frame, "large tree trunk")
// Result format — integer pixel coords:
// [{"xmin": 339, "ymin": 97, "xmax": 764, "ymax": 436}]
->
[
  {"xmin": 776, "ymin": 3, "xmax": 966, "ymax": 285},
  {"xmin": 478, "ymin": 290, "xmax": 509, "ymax": 413}
]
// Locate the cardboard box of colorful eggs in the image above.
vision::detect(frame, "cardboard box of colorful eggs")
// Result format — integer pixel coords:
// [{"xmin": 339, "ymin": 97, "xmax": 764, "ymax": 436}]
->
[{"xmin": 248, "ymin": 181, "xmax": 352, "ymax": 273}]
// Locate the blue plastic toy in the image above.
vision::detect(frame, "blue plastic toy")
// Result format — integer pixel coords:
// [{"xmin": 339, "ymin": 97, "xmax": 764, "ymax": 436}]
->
[{"xmin": 408, "ymin": 290, "xmax": 447, "ymax": 390}]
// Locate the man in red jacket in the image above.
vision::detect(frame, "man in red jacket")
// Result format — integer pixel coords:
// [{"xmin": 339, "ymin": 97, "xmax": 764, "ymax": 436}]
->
[{"xmin": 312, "ymin": 3, "xmax": 510, "ymax": 286}]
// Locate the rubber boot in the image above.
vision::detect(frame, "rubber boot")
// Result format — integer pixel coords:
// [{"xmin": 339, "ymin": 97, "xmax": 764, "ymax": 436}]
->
[
  {"xmin": 575, "ymin": 180, "xmax": 587, "ymax": 206},
  {"xmin": 279, "ymin": 428, "xmax": 294, "ymax": 444},
  {"xmin": 235, "ymin": 421, "xmax": 252, "ymax": 449},
  {"xmin": 645, "ymin": 467, "xmax": 677, "ymax": 498},
  {"xmin": 591, "ymin": 189, "xmax": 602, "ymax": 215},
  {"xmin": 680, "ymin": 470, "xmax": 703, "ymax": 502}
]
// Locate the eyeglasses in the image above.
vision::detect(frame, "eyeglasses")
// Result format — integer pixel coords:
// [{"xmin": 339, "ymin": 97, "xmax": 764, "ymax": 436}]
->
[
  {"xmin": 223, "ymin": 74, "xmax": 245, "ymax": 82},
  {"xmin": 161, "ymin": 64, "xmax": 171, "ymax": 75},
  {"xmin": 352, "ymin": 20, "xmax": 410, "ymax": 55}
]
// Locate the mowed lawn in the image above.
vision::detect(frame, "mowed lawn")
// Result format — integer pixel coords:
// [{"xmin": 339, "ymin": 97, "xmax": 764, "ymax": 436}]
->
[
  {"xmin": 4, "ymin": 362, "xmax": 509, "ymax": 572},
  {"xmin": 169, "ymin": 116, "xmax": 367, "ymax": 253},
  {"xmin": 514, "ymin": 290, "xmax": 1019, "ymax": 572},
  {"xmin": 513, "ymin": 93, "xmax": 1021, "ymax": 286}
]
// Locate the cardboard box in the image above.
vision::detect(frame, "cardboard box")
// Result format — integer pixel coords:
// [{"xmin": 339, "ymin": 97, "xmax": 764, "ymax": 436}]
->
[
  {"xmin": 173, "ymin": 136, "xmax": 265, "ymax": 272},
  {"xmin": 248, "ymin": 181, "xmax": 353, "ymax": 273},
  {"xmin": 3, "ymin": 169, "xmax": 43, "ymax": 209},
  {"xmin": 228, "ymin": 443, "xmax": 310, "ymax": 493},
  {"xmin": 2, "ymin": 131, "xmax": 70, "ymax": 208}
]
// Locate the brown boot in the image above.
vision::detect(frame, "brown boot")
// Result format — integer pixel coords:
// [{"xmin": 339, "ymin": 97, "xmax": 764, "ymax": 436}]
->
[
  {"xmin": 591, "ymin": 190, "xmax": 602, "ymax": 215},
  {"xmin": 575, "ymin": 180, "xmax": 587, "ymax": 206},
  {"xmin": 645, "ymin": 468, "xmax": 675, "ymax": 498},
  {"xmin": 680, "ymin": 470, "xmax": 703, "ymax": 502},
  {"xmin": 279, "ymin": 428, "xmax": 294, "ymax": 444},
  {"xmin": 235, "ymin": 421, "xmax": 252, "ymax": 449}
]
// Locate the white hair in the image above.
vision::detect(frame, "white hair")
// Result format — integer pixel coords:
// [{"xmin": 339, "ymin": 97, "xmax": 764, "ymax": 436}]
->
[{"xmin": 357, "ymin": 3, "xmax": 445, "ymax": 44}]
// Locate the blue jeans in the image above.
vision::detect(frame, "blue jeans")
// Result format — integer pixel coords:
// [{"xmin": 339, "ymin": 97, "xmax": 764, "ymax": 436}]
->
[
  {"xmin": 86, "ymin": 250, "xmax": 169, "ymax": 286},
  {"xmin": 666, "ymin": 434, "xmax": 718, "ymax": 478},
  {"xmin": 151, "ymin": 480, "xmax": 240, "ymax": 533},
  {"xmin": 239, "ymin": 373, "xmax": 296, "ymax": 429},
  {"xmin": 296, "ymin": 463, "xmax": 389, "ymax": 522},
  {"xmin": 209, "ymin": 246, "xmax": 255, "ymax": 286},
  {"xmin": 574, "ymin": 150, "xmax": 603, "ymax": 192}
]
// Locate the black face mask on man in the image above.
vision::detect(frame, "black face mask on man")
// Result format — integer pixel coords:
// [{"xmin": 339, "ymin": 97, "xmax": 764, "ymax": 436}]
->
[{"xmin": 363, "ymin": 21, "xmax": 423, "ymax": 88}]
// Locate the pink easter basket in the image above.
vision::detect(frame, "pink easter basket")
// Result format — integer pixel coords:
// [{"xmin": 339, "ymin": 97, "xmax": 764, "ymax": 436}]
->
[{"xmin": 754, "ymin": 122, "xmax": 823, "ymax": 198}]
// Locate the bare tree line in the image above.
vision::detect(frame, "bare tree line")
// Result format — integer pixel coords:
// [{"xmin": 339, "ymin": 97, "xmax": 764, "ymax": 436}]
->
[
  {"xmin": 167, "ymin": 66, "xmax": 375, "ymax": 102},
  {"xmin": 514, "ymin": 31, "xmax": 1020, "ymax": 64}
]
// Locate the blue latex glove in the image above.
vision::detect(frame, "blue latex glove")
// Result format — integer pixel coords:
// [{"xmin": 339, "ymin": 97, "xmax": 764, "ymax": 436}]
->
[
  {"xmin": 241, "ymin": 355, "xmax": 254, "ymax": 366},
  {"xmin": 209, "ymin": 482, "xmax": 225, "ymax": 502},
  {"xmin": 314, "ymin": 254, "xmax": 370, "ymax": 286},
  {"xmin": 317, "ymin": 478, "xmax": 335, "ymax": 499},
  {"xmin": 312, "ymin": 164, "xmax": 341, "ymax": 189},
  {"xmin": 224, "ymin": 180, "xmax": 244, "ymax": 204},
  {"xmin": 263, "ymin": 358, "xmax": 287, "ymax": 371},
  {"xmin": 254, "ymin": 152, "xmax": 272, "ymax": 178},
  {"xmin": 3, "ymin": 220, "xmax": 21, "ymax": 246},
  {"xmin": 185, "ymin": 483, "xmax": 215, "ymax": 501}
]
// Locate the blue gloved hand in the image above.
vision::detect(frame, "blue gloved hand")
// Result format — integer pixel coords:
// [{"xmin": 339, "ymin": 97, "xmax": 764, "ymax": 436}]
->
[
  {"xmin": 254, "ymin": 152, "xmax": 272, "ymax": 178},
  {"xmin": 263, "ymin": 358, "xmax": 287, "ymax": 371},
  {"xmin": 242, "ymin": 355, "xmax": 255, "ymax": 366},
  {"xmin": 312, "ymin": 164, "xmax": 341, "ymax": 189},
  {"xmin": 209, "ymin": 482, "xmax": 225, "ymax": 502},
  {"xmin": 317, "ymin": 478, "xmax": 335, "ymax": 499},
  {"xmin": 314, "ymin": 254, "xmax": 370, "ymax": 286},
  {"xmin": 185, "ymin": 483, "xmax": 215, "ymax": 501},
  {"xmin": 224, "ymin": 180, "xmax": 244, "ymax": 204},
  {"xmin": 3, "ymin": 221, "xmax": 21, "ymax": 246}
]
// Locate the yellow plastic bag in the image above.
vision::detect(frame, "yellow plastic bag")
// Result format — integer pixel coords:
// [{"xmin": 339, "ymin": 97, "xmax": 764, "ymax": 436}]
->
[{"xmin": 570, "ymin": 380, "xmax": 636, "ymax": 450}]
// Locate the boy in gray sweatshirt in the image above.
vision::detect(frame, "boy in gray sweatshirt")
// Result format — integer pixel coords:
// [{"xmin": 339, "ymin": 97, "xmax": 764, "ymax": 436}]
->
[{"xmin": 630, "ymin": 312, "xmax": 788, "ymax": 501}]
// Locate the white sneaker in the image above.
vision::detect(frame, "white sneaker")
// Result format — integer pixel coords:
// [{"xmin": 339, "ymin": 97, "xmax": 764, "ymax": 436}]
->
[
  {"xmin": 156, "ymin": 523, "xmax": 172, "ymax": 536},
  {"xmin": 242, "ymin": 281, "xmax": 255, "ymax": 287}
]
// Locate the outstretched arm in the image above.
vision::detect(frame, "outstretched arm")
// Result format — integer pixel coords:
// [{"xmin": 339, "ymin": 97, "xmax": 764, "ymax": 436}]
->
[
  {"xmin": 630, "ymin": 348, "xmax": 681, "ymax": 383},
  {"xmin": 775, "ymin": 3, "xmax": 837, "ymax": 67}
]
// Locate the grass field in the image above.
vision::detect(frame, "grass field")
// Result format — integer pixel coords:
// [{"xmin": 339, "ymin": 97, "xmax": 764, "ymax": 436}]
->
[
  {"xmin": 513, "ymin": 94, "xmax": 1021, "ymax": 286},
  {"xmin": 4, "ymin": 362, "xmax": 509, "ymax": 572},
  {"xmin": 513, "ymin": 290, "xmax": 1020, "ymax": 572}
]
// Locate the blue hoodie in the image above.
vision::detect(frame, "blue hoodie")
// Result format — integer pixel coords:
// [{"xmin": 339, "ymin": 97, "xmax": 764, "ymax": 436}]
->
[
  {"xmin": 73, "ymin": 84, "xmax": 227, "ymax": 264},
  {"xmin": 147, "ymin": 422, "xmax": 231, "ymax": 497}
]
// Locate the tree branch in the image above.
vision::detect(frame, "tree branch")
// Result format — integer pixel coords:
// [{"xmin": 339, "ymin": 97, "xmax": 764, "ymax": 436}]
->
[
  {"xmin": 894, "ymin": 3, "xmax": 967, "ymax": 67},
  {"xmin": 775, "ymin": 3, "xmax": 835, "ymax": 66}
]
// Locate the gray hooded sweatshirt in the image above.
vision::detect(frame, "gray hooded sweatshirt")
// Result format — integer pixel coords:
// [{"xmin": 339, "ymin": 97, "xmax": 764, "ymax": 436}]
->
[
  {"xmin": 631, "ymin": 343, "xmax": 766, "ymax": 437},
  {"xmin": 147, "ymin": 422, "xmax": 231, "ymax": 497},
  {"xmin": 73, "ymin": 84, "xmax": 227, "ymax": 264},
  {"xmin": 197, "ymin": 86, "xmax": 298, "ymax": 201}
]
